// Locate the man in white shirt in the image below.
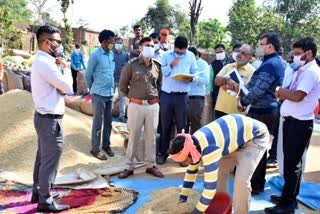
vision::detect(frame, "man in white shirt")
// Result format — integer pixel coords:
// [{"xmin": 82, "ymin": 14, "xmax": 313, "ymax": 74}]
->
[
  {"xmin": 266, "ymin": 37, "xmax": 320, "ymax": 214},
  {"xmin": 31, "ymin": 25, "xmax": 73, "ymax": 213}
]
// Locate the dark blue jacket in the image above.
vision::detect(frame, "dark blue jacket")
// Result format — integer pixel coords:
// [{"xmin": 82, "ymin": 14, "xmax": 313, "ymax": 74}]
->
[{"xmin": 240, "ymin": 52, "xmax": 284, "ymax": 113}]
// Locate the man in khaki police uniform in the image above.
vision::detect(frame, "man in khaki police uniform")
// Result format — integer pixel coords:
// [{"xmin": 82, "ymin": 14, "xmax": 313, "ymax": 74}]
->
[{"xmin": 119, "ymin": 36, "xmax": 164, "ymax": 179}]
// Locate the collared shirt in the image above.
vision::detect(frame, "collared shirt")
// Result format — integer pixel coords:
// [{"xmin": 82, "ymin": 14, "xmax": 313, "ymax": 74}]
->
[
  {"xmin": 31, "ymin": 50, "xmax": 73, "ymax": 115},
  {"xmin": 71, "ymin": 51, "xmax": 86, "ymax": 70},
  {"xmin": 179, "ymin": 114, "xmax": 269, "ymax": 214},
  {"xmin": 281, "ymin": 60, "xmax": 320, "ymax": 120},
  {"xmin": 113, "ymin": 50, "xmax": 129, "ymax": 83},
  {"xmin": 85, "ymin": 47, "xmax": 115, "ymax": 97},
  {"xmin": 215, "ymin": 62, "xmax": 255, "ymax": 114},
  {"xmin": 119, "ymin": 55, "xmax": 162, "ymax": 100},
  {"xmin": 161, "ymin": 49, "xmax": 198, "ymax": 93},
  {"xmin": 188, "ymin": 58, "xmax": 209, "ymax": 96},
  {"xmin": 152, "ymin": 49, "xmax": 165, "ymax": 61}
]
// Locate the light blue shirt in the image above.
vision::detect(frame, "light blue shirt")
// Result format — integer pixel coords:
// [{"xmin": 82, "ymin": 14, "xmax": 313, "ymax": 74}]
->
[
  {"xmin": 188, "ymin": 58, "xmax": 209, "ymax": 96},
  {"xmin": 161, "ymin": 49, "xmax": 198, "ymax": 93},
  {"xmin": 85, "ymin": 47, "xmax": 115, "ymax": 97}
]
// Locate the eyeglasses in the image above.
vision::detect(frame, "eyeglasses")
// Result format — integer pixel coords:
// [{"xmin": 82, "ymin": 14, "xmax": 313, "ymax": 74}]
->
[
  {"xmin": 238, "ymin": 51, "xmax": 251, "ymax": 56},
  {"xmin": 48, "ymin": 38, "xmax": 62, "ymax": 45}
]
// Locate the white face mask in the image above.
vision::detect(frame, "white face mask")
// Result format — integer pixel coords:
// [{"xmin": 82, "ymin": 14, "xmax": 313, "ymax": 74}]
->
[
  {"xmin": 293, "ymin": 54, "xmax": 306, "ymax": 67},
  {"xmin": 232, "ymin": 52, "xmax": 238, "ymax": 61},
  {"xmin": 142, "ymin": 46, "xmax": 155, "ymax": 58},
  {"xmin": 74, "ymin": 48, "xmax": 80, "ymax": 54},
  {"xmin": 115, "ymin": 44, "xmax": 123, "ymax": 50},
  {"xmin": 256, "ymin": 47, "xmax": 265, "ymax": 59},
  {"xmin": 154, "ymin": 44, "xmax": 160, "ymax": 51},
  {"xmin": 215, "ymin": 52, "xmax": 226, "ymax": 61}
]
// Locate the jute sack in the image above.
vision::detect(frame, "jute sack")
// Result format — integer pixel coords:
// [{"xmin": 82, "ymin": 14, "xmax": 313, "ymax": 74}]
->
[
  {"xmin": 80, "ymin": 99, "xmax": 93, "ymax": 116},
  {"xmin": 2, "ymin": 70, "xmax": 8, "ymax": 92},
  {"xmin": 7, "ymin": 69, "xmax": 24, "ymax": 90},
  {"xmin": 65, "ymin": 96, "xmax": 82, "ymax": 112},
  {"xmin": 76, "ymin": 71, "xmax": 88, "ymax": 95},
  {"xmin": 112, "ymin": 99, "xmax": 120, "ymax": 117}
]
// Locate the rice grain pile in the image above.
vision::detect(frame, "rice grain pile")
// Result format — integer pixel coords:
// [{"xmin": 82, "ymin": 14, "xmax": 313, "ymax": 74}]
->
[
  {"xmin": 137, "ymin": 187, "xmax": 200, "ymax": 214},
  {"xmin": 0, "ymin": 90, "xmax": 126, "ymax": 184}
]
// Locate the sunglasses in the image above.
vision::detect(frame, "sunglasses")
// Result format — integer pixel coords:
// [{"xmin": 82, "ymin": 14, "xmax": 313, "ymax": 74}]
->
[{"xmin": 48, "ymin": 38, "xmax": 62, "ymax": 45}]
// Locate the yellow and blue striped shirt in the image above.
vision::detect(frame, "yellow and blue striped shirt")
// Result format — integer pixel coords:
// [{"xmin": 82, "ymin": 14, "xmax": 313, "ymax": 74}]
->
[{"xmin": 179, "ymin": 114, "xmax": 269, "ymax": 214}]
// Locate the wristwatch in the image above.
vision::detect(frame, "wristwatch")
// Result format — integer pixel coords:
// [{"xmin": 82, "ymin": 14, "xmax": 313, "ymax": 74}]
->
[{"xmin": 275, "ymin": 86, "xmax": 280, "ymax": 92}]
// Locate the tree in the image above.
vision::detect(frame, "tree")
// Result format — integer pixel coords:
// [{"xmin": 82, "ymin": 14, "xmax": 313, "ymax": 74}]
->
[
  {"xmin": 143, "ymin": 0, "xmax": 175, "ymax": 32},
  {"xmin": 172, "ymin": 5, "xmax": 190, "ymax": 38},
  {"xmin": 189, "ymin": 0, "xmax": 203, "ymax": 45},
  {"xmin": 266, "ymin": 0, "xmax": 320, "ymax": 52},
  {"xmin": 0, "ymin": 0, "xmax": 32, "ymax": 24},
  {"xmin": 30, "ymin": 0, "xmax": 59, "ymax": 26},
  {"xmin": 57, "ymin": 0, "xmax": 74, "ymax": 54},
  {"xmin": 197, "ymin": 19, "xmax": 227, "ymax": 49}
]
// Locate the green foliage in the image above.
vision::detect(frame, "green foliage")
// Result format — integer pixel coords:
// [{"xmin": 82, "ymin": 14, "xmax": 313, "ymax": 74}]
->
[
  {"xmin": 57, "ymin": 0, "xmax": 74, "ymax": 16},
  {"xmin": 63, "ymin": 17, "xmax": 73, "ymax": 54},
  {"xmin": 172, "ymin": 5, "xmax": 190, "ymax": 38},
  {"xmin": 0, "ymin": 0, "xmax": 32, "ymax": 24},
  {"xmin": 196, "ymin": 19, "xmax": 227, "ymax": 49}
]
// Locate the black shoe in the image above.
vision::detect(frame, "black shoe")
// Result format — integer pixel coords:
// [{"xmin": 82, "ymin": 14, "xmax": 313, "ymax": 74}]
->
[
  {"xmin": 264, "ymin": 204, "xmax": 295, "ymax": 214},
  {"xmin": 103, "ymin": 147, "xmax": 114, "ymax": 157},
  {"xmin": 37, "ymin": 202, "xmax": 70, "ymax": 213},
  {"xmin": 31, "ymin": 192, "xmax": 60, "ymax": 204},
  {"xmin": 266, "ymin": 158, "xmax": 278, "ymax": 168},
  {"xmin": 90, "ymin": 151, "xmax": 107, "ymax": 160},
  {"xmin": 156, "ymin": 155, "xmax": 167, "ymax": 165},
  {"xmin": 270, "ymin": 195, "xmax": 298, "ymax": 209},
  {"xmin": 251, "ymin": 188, "xmax": 264, "ymax": 196}
]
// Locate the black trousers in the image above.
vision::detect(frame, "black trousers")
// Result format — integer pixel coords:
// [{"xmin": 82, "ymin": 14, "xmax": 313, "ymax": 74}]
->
[
  {"xmin": 71, "ymin": 68, "xmax": 78, "ymax": 94},
  {"xmin": 248, "ymin": 112, "xmax": 278, "ymax": 190},
  {"xmin": 187, "ymin": 96, "xmax": 205, "ymax": 134},
  {"xmin": 268, "ymin": 107, "xmax": 280, "ymax": 160},
  {"xmin": 282, "ymin": 117, "xmax": 313, "ymax": 204}
]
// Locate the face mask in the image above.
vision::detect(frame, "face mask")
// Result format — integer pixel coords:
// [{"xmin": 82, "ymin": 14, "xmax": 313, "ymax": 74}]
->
[
  {"xmin": 236, "ymin": 60, "xmax": 246, "ymax": 65},
  {"xmin": 255, "ymin": 47, "xmax": 265, "ymax": 59},
  {"xmin": 154, "ymin": 44, "xmax": 160, "ymax": 51},
  {"xmin": 74, "ymin": 48, "xmax": 80, "ymax": 54},
  {"xmin": 142, "ymin": 46, "xmax": 155, "ymax": 58},
  {"xmin": 48, "ymin": 40, "xmax": 63, "ymax": 57},
  {"xmin": 232, "ymin": 52, "xmax": 238, "ymax": 61},
  {"xmin": 115, "ymin": 44, "xmax": 123, "ymax": 50},
  {"xmin": 289, "ymin": 62, "xmax": 299, "ymax": 71},
  {"xmin": 293, "ymin": 53, "xmax": 307, "ymax": 67},
  {"xmin": 107, "ymin": 43, "xmax": 114, "ymax": 50},
  {"xmin": 215, "ymin": 52, "xmax": 226, "ymax": 61}
]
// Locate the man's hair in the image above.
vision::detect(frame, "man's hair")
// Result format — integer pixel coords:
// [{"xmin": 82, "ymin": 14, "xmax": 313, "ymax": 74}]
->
[
  {"xmin": 36, "ymin": 25, "xmax": 60, "ymax": 43},
  {"xmin": 75, "ymin": 43, "xmax": 80, "ymax": 49},
  {"xmin": 133, "ymin": 24, "xmax": 141, "ymax": 30},
  {"xmin": 293, "ymin": 37, "xmax": 317, "ymax": 58},
  {"xmin": 261, "ymin": 32, "xmax": 282, "ymax": 52},
  {"xmin": 115, "ymin": 37, "xmax": 123, "ymax": 42},
  {"xmin": 232, "ymin": 43, "xmax": 242, "ymax": 51},
  {"xmin": 98, "ymin": 30, "xmax": 115, "ymax": 43},
  {"xmin": 242, "ymin": 44, "xmax": 254, "ymax": 56},
  {"xmin": 169, "ymin": 136, "xmax": 186, "ymax": 155},
  {"xmin": 174, "ymin": 36, "xmax": 188, "ymax": 49},
  {"xmin": 139, "ymin": 37, "xmax": 152, "ymax": 46},
  {"xmin": 188, "ymin": 46, "xmax": 199, "ymax": 57},
  {"xmin": 214, "ymin": 44, "xmax": 225, "ymax": 50},
  {"xmin": 149, "ymin": 32, "xmax": 160, "ymax": 40}
]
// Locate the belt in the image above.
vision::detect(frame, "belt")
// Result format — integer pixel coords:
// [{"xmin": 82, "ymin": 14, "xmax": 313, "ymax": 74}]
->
[
  {"xmin": 164, "ymin": 91, "xmax": 187, "ymax": 95},
  {"xmin": 35, "ymin": 111, "xmax": 63, "ymax": 119},
  {"xmin": 130, "ymin": 97, "xmax": 158, "ymax": 105},
  {"xmin": 189, "ymin": 96, "xmax": 204, "ymax": 99}
]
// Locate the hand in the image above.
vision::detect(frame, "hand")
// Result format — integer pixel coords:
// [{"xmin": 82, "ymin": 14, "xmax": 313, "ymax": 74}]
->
[
  {"xmin": 57, "ymin": 88, "xmax": 66, "ymax": 95},
  {"xmin": 237, "ymin": 98, "xmax": 245, "ymax": 112},
  {"xmin": 227, "ymin": 79, "xmax": 239, "ymax": 92},
  {"xmin": 182, "ymin": 76, "xmax": 193, "ymax": 82},
  {"xmin": 56, "ymin": 57, "xmax": 67, "ymax": 69},
  {"xmin": 170, "ymin": 57, "xmax": 180, "ymax": 68}
]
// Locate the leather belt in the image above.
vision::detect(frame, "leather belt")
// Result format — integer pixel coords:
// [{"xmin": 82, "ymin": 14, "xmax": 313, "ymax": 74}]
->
[
  {"xmin": 35, "ymin": 111, "xmax": 63, "ymax": 119},
  {"xmin": 164, "ymin": 91, "xmax": 187, "ymax": 95},
  {"xmin": 130, "ymin": 97, "xmax": 158, "ymax": 105},
  {"xmin": 189, "ymin": 96, "xmax": 204, "ymax": 99},
  {"xmin": 283, "ymin": 116, "xmax": 297, "ymax": 121}
]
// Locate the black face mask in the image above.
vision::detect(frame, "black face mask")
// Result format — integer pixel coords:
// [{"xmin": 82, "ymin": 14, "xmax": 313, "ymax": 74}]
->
[{"xmin": 47, "ymin": 40, "xmax": 63, "ymax": 57}]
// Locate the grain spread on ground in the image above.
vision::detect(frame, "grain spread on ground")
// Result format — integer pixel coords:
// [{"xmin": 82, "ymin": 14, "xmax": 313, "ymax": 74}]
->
[
  {"xmin": 0, "ymin": 90, "xmax": 126, "ymax": 184},
  {"xmin": 137, "ymin": 187, "xmax": 200, "ymax": 214}
]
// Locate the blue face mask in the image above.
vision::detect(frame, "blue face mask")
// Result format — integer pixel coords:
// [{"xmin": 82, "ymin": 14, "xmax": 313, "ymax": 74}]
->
[{"xmin": 289, "ymin": 63, "xmax": 299, "ymax": 71}]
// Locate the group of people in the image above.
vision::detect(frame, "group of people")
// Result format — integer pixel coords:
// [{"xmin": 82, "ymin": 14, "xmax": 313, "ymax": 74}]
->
[{"xmin": 28, "ymin": 23, "xmax": 320, "ymax": 214}]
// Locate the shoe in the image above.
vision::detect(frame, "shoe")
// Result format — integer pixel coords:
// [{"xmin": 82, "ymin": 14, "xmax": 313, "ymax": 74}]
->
[
  {"xmin": 264, "ymin": 204, "xmax": 295, "ymax": 214},
  {"xmin": 146, "ymin": 166, "xmax": 165, "ymax": 178},
  {"xmin": 156, "ymin": 155, "xmax": 167, "ymax": 165},
  {"xmin": 118, "ymin": 169, "xmax": 134, "ymax": 179},
  {"xmin": 266, "ymin": 158, "xmax": 278, "ymax": 168},
  {"xmin": 31, "ymin": 192, "xmax": 60, "ymax": 204},
  {"xmin": 179, "ymin": 163, "xmax": 188, "ymax": 167},
  {"xmin": 103, "ymin": 147, "xmax": 115, "ymax": 157},
  {"xmin": 90, "ymin": 151, "xmax": 107, "ymax": 160},
  {"xmin": 270, "ymin": 195, "xmax": 298, "ymax": 209},
  {"xmin": 251, "ymin": 188, "xmax": 264, "ymax": 196},
  {"xmin": 37, "ymin": 202, "xmax": 70, "ymax": 213}
]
